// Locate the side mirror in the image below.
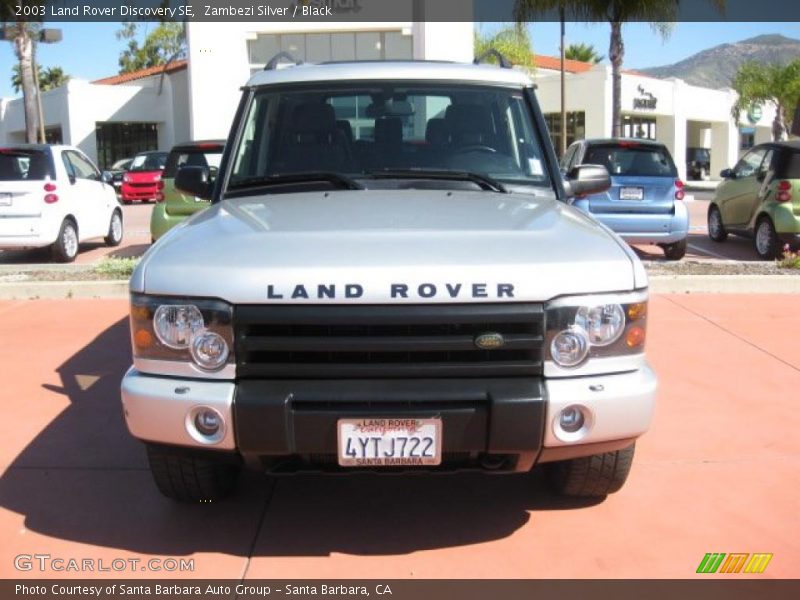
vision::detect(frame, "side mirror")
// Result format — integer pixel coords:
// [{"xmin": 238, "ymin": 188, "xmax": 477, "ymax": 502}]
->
[
  {"xmin": 720, "ymin": 168, "xmax": 733, "ymax": 179},
  {"xmin": 175, "ymin": 166, "xmax": 213, "ymax": 200},
  {"xmin": 101, "ymin": 171, "xmax": 113, "ymax": 184},
  {"xmin": 564, "ymin": 164, "xmax": 611, "ymax": 199}
]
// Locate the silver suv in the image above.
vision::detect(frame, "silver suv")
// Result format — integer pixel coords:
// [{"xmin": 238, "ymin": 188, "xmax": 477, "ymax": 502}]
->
[{"xmin": 121, "ymin": 54, "xmax": 656, "ymax": 502}]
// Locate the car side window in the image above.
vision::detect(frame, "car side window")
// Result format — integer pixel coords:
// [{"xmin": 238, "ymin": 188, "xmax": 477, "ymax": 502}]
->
[
  {"xmin": 61, "ymin": 152, "xmax": 76, "ymax": 180},
  {"xmin": 733, "ymin": 147, "xmax": 767, "ymax": 179},
  {"xmin": 561, "ymin": 144, "xmax": 577, "ymax": 171},
  {"xmin": 66, "ymin": 151, "xmax": 101, "ymax": 181},
  {"xmin": 757, "ymin": 149, "xmax": 774, "ymax": 180}
]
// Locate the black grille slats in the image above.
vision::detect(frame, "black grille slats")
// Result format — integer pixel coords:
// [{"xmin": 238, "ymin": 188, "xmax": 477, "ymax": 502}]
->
[{"xmin": 234, "ymin": 304, "xmax": 544, "ymax": 379}]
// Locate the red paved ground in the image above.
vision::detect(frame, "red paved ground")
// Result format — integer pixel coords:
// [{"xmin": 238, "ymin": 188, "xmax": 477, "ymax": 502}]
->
[{"xmin": 0, "ymin": 296, "xmax": 797, "ymax": 579}]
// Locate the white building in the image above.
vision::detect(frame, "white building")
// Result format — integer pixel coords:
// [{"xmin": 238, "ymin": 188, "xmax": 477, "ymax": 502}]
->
[
  {"xmin": 0, "ymin": 21, "xmax": 777, "ymax": 178},
  {"xmin": 532, "ymin": 55, "xmax": 776, "ymax": 180}
]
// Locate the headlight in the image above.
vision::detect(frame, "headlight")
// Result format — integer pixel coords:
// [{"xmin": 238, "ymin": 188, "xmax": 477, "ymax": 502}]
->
[
  {"xmin": 546, "ymin": 291, "xmax": 648, "ymax": 370},
  {"xmin": 153, "ymin": 304, "xmax": 204, "ymax": 349},
  {"xmin": 130, "ymin": 294, "xmax": 234, "ymax": 374},
  {"xmin": 574, "ymin": 304, "xmax": 625, "ymax": 346}
]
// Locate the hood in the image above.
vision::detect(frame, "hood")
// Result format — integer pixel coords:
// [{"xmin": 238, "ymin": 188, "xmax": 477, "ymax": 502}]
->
[{"xmin": 133, "ymin": 190, "xmax": 647, "ymax": 304}]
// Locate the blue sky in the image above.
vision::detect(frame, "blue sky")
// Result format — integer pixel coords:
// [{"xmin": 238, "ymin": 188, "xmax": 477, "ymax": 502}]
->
[{"xmin": 1, "ymin": 21, "xmax": 799, "ymax": 98}]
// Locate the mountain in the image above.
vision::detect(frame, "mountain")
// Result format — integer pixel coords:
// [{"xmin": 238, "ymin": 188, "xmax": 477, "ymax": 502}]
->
[{"xmin": 641, "ymin": 34, "xmax": 800, "ymax": 89}]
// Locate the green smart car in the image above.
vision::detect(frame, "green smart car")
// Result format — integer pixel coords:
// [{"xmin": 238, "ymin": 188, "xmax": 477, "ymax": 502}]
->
[
  {"xmin": 708, "ymin": 141, "xmax": 800, "ymax": 259},
  {"xmin": 150, "ymin": 141, "xmax": 224, "ymax": 242}
]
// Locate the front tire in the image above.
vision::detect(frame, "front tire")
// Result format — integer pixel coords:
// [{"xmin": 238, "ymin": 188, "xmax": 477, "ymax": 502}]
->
[
  {"xmin": 52, "ymin": 219, "xmax": 79, "ymax": 263},
  {"xmin": 754, "ymin": 216, "xmax": 780, "ymax": 260},
  {"xmin": 708, "ymin": 205, "xmax": 728, "ymax": 242},
  {"xmin": 547, "ymin": 444, "xmax": 636, "ymax": 498},
  {"xmin": 145, "ymin": 444, "xmax": 240, "ymax": 502},
  {"xmin": 662, "ymin": 238, "xmax": 687, "ymax": 261},
  {"xmin": 105, "ymin": 210, "xmax": 123, "ymax": 246}
]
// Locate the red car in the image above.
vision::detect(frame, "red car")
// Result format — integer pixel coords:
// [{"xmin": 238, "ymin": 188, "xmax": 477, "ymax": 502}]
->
[{"xmin": 120, "ymin": 151, "xmax": 168, "ymax": 204}]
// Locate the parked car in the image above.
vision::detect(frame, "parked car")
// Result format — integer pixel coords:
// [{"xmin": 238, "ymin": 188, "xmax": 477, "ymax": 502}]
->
[
  {"xmin": 562, "ymin": 138, "xmax": 689, "ymax": 260},
  {"xmin": 105, "ymin": 157, "xmax": 133, "ymax": 195},
  {"xmin": 0, "ymin": 144, "xmax": 123, "ymax": 262},
  {"xmin": 121, "ymin": 56, "xmax": 657, "ymax": 503},
  {"xmin": 708, "ymin": 141, "xmax": 800, "ymax": 259},
  {"xmin": 686, "ymin": 147, "xmax": 711, "ymax": 181},
  {"xmin": 150, "ymin": 141, "xmax": 224, "ymax": 242},
  {"xmin": 120, "ymin": 151, "xmax": 168, "ymax": 204}
]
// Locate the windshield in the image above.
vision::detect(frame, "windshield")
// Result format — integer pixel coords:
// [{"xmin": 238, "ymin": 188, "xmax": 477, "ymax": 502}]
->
[
  {"xmin": 129, "ymin": 153, "xmax": 167, "ymax": 172},
  {"xmin": 164, "ymin": 148, "xmax": 223, "ymax": 178},
  {"xmin": 229, "ymin": 83, "xmax": 551, "ymax": 189},
  {"xmin": 0, "ymin": 148, "xmax": 54, "ymax": 181},
  {"xmin": 585, "ymin": 144, "xmax": 677, "ymax": 178}
]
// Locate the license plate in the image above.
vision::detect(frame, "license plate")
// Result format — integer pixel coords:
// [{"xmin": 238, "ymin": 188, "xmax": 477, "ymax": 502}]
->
[
  {"xmin": 0, "ymin": 193, "xmax": 11, "ymax": 206},
  {"xmin": 620, "ymin": 186, "xmax": 644, "ymax": 200},
  {"xmin": 337, "ymin": 418, "xmax": 442, "ymax": 467}
]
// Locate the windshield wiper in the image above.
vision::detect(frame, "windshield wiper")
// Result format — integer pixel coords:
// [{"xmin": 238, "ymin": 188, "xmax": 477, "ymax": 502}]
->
[
  {"xmin": 367, "ymin": 168, "xmax": 508, "ymax": 193},
  {"xmin": 228, "ymin": 172, "xmax": 364, "ymax": 191}
]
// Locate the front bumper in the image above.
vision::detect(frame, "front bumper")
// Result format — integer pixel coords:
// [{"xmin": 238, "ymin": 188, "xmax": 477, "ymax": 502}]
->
[{"xmin": 121, "ymin": 365, "xmax": 657, "ymax": 470}]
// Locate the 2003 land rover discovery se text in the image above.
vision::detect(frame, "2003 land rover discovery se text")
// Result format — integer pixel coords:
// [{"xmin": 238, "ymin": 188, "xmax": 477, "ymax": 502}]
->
[{"xmin": 121, "ymin": 55, "xmax": 657, "ymax": 502}]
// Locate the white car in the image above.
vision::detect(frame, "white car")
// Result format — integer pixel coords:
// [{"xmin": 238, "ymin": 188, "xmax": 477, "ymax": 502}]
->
[{"xmin": 0, "ymin": 144, "xmax": 123, "ymax": 262}]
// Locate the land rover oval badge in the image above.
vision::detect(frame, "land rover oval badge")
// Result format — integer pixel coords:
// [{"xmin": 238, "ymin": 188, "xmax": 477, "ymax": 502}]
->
[{"xmin": 475, "ymin": 332, "xmax": 505, "ymax": 350}]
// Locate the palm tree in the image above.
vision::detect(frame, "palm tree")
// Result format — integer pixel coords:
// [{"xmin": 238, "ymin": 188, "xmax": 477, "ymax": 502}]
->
[
  {"xmin": 3, "ymin": 22, "xmax": 39, "ymax": 142},
  {"xmin": 731, "ymin": 60, "xmax": 800, "ymax": 141},
  {"xmin": 474, "ymin": 24, "xmax": 535, "ymax": 73},
  {"xmin": 565, "ymin": 42, "xmax": 603, "ymax": 64},
  {"xmin": 12, "ymin": 64, "xmax": 70, "ymax": 93},
  {"xmin": 515, "ymin": 1, "xmax": 725, "ymax": 137}
]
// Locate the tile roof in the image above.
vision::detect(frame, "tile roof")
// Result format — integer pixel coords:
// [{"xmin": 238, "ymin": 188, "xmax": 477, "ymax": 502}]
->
[
  {"xmin": 92, "ymin": 59, "xmax": 188, "ymax": 85},
  {"xmin": 534, "ymin": 54, "xmax": 652, "ymax": 78}
]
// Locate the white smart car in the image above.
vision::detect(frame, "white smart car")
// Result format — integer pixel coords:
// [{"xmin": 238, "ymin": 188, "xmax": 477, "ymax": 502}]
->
[{"xmin": 0, "ymin": 144, "xmax": 123, "ymax": 262}]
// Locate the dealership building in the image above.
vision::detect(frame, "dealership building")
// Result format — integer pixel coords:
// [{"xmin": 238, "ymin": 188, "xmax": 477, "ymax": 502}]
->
[{"xmin": 0, "ymin": 20, "xmax": 776, "ymax": 179}]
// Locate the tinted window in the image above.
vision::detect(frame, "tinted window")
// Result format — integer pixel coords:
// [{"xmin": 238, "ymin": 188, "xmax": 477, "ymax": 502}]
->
[
  {"xmin": 584, "ymin": 144, "xmax": 677, "ymax": 177},
  {"xmin": 230, "ymin": 83, "xmax": 552, "ymax": 187},
  {"xmin": 129, "ymin": 152, "xmax": 167, "ymax": 171},
  {"xmin": 0, "ymin": 148, "xmax": 54, "ymax": 181},
  {"xmin": 164, "ymin": 147, "xmax": 223, "ymax": 178},
  {"xmin": 774, "ymin": 148, "xmax": 800, "ymax": 179}
]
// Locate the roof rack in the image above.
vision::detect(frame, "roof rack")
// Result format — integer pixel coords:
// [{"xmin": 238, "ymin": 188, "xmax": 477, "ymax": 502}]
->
[
  {"xmin": 264, "ymin": 51, "xmax": 304, "ymax": 71},
  {"xmin": 473, "ymin": 49, "xmax": 512, "ymax": 69}
]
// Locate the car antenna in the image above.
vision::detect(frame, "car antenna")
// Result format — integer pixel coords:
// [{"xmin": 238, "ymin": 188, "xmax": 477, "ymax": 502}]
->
[{"xmin": 264, "ymin": 51, "xmax": 304, "ymax": 71}]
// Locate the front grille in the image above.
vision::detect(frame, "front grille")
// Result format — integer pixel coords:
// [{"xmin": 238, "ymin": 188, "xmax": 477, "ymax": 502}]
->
[{"xmin": 234, "ymin": 304, "xmax": 544, "ymax": 379}]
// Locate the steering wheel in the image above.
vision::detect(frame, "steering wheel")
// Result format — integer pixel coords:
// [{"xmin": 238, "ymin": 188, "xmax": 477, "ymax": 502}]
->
[{"xmin": 454, "ymin": 144, "xmax": 497, "ymax": 155}]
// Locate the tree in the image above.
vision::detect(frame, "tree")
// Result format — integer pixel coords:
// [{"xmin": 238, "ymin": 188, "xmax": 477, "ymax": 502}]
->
[
  {"xmin": 565, "ymin": 42, "xmax": 603, "ymax": 63},
  {"xmin": 7, "ymin": 23, "xmax": 39, "ymax": 142},
  {"xmin": 474, "ymin": 24, "xmax": 535, "ymax": 73},
  {"xmin": 731, "ymin": 60, "xmax": 800, "ymax": 141},
  {"xmin": 12, "ymin": 64, "xmax": 69, "ymax": 93},
  {"xmin": 515, "ymin": 1, "xmax": 725, "ymax": 137},
  {"xmin": 116, "ymin": 22, "xmax": 185, "ymax": 73}
]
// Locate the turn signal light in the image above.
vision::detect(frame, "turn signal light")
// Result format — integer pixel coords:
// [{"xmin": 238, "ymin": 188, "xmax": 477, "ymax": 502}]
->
[
  {"xmin": 626, "ymin": 326, "xmax": 646, "ymax": 348},
  {"xmin": 675, "ymin": 180, "xmax": 685, "ymax": 201},
  {"xmin": 776, "ymin": 180, "xmax": 792, "ymax": 203},
  {"xmin": 44, "ymin": 194, "xmax": 58, "ymax": 204}
]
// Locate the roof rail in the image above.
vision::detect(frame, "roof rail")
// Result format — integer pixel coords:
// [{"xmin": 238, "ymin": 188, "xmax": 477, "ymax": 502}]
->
[
  {"xmin": 264, "ymin": 51, "xmax": 304, "ymax": 71},
  {"xmin": 473, "ymin": 49, "xmax": 512, "ymax": 69}
]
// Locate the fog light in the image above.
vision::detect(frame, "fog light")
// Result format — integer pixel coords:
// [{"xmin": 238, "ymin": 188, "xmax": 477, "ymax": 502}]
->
[
  {"xmin": 194, "ymin": 409, "xmax": 220, "ymax": 436},
  {"xmin": 190, "ymin": 331, "xmax": 229, "ymax": 371},
  {"xmin": 559, "ymin": 406, "xmax": 585, "ymax": 433},
  {"xmin": 186, "ymin": 406, "xmax": 226, "ymax": 444},
  {"xmin": 550, "ymin": 327, "xmax": 590, "ymax": 367}
]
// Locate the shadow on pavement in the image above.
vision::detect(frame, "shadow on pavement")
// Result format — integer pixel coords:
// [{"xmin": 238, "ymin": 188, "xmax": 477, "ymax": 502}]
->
[{"xmin": 0, "ymin": 317, "xmax": 601, "ymax": 558}]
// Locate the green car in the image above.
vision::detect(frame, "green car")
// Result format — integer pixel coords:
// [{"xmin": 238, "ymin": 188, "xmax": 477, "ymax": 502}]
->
[
  {"xmin": 708, "ymin": 141, "xmax": 800, "ymax": 259},
  {"xmin": 150, "ymin": 140, "xmax": 224, "ymax": 242}
]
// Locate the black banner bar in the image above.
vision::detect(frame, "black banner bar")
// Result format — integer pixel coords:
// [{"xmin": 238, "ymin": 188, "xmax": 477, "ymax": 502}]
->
[
  {"xmin": 3, "ymin": 0, "xmax": 800, "ymax": 23},
  {"xmin": 4, "ymin": 580, "xmax": 800, "ymax": 600}
]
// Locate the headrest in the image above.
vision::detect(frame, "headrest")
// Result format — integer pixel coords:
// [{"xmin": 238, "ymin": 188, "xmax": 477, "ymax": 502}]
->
[
  {"xmin": 375, "ymin": 118, "xmax": 402, "ymax": 145},
  {"xmin": 290, "ymin": 103, "xmax": 337, "ymax": 134},
  {"xmin": 336, "ymin": 120, "xmax": 354, "ymax": 143},
  {"xmin": 425, "ymin": 118, "xmax": 447, "ymax": 145}
]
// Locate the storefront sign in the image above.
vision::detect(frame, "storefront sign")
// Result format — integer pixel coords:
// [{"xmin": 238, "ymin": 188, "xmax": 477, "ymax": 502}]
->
[
  {"xmin": 747, "ymin": 104, "xmax": 763, "ymax": 124},
  {"xmin": 633, "ymin": 86, "xmax": 658, "ymax": 110}
]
